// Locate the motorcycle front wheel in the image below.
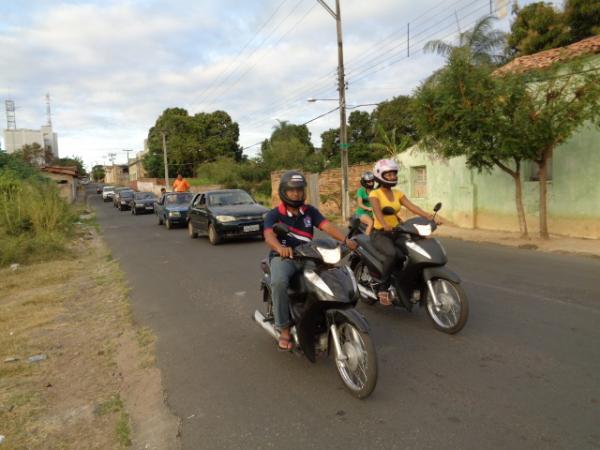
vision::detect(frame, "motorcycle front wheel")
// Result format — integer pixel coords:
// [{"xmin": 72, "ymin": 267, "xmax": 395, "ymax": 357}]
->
[
  {"xmin": 333, "ymin": 321, "xmax": 377, "ymax": 399},
  {"xmin": 425, "ymin": 278, "xmax": 469, "ymax": 334}
]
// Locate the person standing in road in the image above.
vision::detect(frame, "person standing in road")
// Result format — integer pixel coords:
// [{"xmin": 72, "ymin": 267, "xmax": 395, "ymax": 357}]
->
[
  {"xmin": 172, "ymin": 174, "xmax": 190, "ymax": 192},
  {"xmin": 263, "ymin": 171, "xmax": 357, "ymax": 351}
]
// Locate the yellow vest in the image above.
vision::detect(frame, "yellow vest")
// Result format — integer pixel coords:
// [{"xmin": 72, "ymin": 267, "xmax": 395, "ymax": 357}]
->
[{"xmin": 369, "ymin": 188, "xmax": 405, "ymax": 230}]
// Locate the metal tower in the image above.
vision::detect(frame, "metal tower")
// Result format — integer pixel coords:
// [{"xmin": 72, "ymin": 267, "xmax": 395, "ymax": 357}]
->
[
  {"xmin": 45, "ymin": 93, "xmax": 52, "ymax": 127},
  {"xmin": 5, "ymin": 100, "xmax": 16, "ymax": 129}
]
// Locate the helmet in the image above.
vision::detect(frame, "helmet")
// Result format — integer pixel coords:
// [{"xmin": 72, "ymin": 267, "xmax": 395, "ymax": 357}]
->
[
  {"xmin": 373, "ymin": 159, "xmax": 399, "ymax": 188},
  {"xmin": 360, "ymin": 171, "xmax": 375, "ymax": 188},
  {"xmin": 278, "ymin": 171, "xmax": 306, "ymax": 208}
]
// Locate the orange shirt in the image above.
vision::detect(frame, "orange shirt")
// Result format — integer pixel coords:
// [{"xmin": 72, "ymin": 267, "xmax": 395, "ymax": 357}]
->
[{"xmin": 172, "ymin": 178, "xmax": 190, "ymax": 192}]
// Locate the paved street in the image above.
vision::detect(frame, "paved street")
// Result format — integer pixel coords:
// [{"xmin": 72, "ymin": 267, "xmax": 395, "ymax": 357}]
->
[{"xmin": 90, "ymin": 189, "xmax": 600, "ymax": 450}]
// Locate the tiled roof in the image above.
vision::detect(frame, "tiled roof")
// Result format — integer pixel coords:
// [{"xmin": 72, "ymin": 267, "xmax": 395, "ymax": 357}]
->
[
  {"xmin": 494, "ymin": 35, "xmax": 600, "ymax": 75},
  {"xmin": 41, "ymin": 165, "xmax": 78, "ymax": 177}
]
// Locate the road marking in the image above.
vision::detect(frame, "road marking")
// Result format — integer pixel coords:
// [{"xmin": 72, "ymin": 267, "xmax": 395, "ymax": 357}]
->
[{"xmin": 464, "ymin": 279, "xmax": 600, "ymax": 315}]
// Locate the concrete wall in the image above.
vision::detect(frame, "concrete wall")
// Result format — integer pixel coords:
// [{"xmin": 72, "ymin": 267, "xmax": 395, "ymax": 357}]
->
[
  {"xmin": 42, "ymin": 172, "xmax": 76, "ymax": 203},
  {"xmin": 134, "ymin": 178, "xmax": 222, "ymax": 196},
  {"xmin": 4, "ymin": 126, "xmax": 59, "ymax": 158}
]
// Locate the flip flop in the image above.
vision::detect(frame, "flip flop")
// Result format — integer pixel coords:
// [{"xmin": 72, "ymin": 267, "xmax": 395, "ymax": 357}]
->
[
  {"xmin": 378, "ymin": 292, "xmax": 393, "ymax": 306},
  {"xmin": 278, "ymin": 334, "xmax": 294, "ymax": 351}
]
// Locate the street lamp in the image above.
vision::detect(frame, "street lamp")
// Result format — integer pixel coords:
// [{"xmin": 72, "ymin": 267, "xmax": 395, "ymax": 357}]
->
[{"xmin": 317, "ymin": 0, "xmax": 350, "ymax": 223}]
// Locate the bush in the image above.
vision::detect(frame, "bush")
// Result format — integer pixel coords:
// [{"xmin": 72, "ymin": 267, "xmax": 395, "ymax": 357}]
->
[{"xmin": 195, "ymin": 157, "xmax": 270, "ymax": 195}]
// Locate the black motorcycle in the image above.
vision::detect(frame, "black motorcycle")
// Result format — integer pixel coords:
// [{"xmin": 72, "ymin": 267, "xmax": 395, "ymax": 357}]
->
[
  {"xmin": 253, "ymin": 223, "xmax": 378, "ymax": 399},
  {"xmin": 348, "ymin": 203, "xmax": 469, "ymax": 334}
]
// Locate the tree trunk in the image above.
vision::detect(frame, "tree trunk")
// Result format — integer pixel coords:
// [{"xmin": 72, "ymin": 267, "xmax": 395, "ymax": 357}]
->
[
  {"xmin": 538, "ymin": 152, "xmax": 550, "ymax": 239},
  {"xmin": 513, "ymin": 171, "xmax": 529, "ymax": 239}
]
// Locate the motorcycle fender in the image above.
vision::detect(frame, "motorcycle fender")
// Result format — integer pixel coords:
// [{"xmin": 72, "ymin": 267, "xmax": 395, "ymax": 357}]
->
[
  {"xmin": 423, "ymin": 267, "xmax": 461, "ymax": 284},
  {"xmin": 326, "ymin": 308, "xmax": 370, "ymax": 334}
]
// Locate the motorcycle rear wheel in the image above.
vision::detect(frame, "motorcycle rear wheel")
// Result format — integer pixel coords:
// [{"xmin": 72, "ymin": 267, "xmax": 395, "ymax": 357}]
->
[
  {"xmin": 425, "ymin": 278, "xmax": 469, "ymax": 334},
  {"xmin": 333, "ymin": 322, "xmax": 377, "ymax": 399}
]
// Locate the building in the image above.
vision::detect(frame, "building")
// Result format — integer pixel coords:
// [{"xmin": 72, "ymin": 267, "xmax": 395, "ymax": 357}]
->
[
  {"xmin": 40, "ymin": 166, "xmax": 78, "ymax": 203},
  {"xmin": 104, "ymin": 164, "xmax": 129, "ymax": 186},
  {"xmin": 128, "ymin": 149, "xmax": 148, "ymax": 181},
  {"xmin": 3, "ymin": 124, "xmax": 59, "ymax": 159}
]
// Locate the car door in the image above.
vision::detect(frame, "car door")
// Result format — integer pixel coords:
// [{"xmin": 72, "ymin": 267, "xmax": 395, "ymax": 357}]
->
[
  {"xmin": 189, "ymin": 194, "xmax": 202, "ymax": 228},
  {"xmin": 195, "ymin": 194, "xmax": 209, "ymax": 233}
]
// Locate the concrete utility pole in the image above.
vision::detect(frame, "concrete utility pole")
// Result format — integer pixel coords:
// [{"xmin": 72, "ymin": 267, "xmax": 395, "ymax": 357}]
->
[
  {"xmin": 317, "ymin": 0, "xmax": 350, "ymax": 222},
  {"xmin": 161, "ymin": 131, "xmax": 170, "ymax": 190}
]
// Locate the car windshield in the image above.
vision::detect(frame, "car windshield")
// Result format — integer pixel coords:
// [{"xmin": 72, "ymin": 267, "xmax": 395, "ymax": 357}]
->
[
  {"xmin": 103, "ymin": 187, "xmax": 114, "ymax": 192},
  {"xmin": 208, "ymin": 191, "xmax": 255, "ymax": 207},
  {"xmin": 121, "ymin": 190, "xmax": 134, "ymax": 197},
  {"xmin": 165, "ymin": 193, "xmax": 193, "ymax": 205},
  {"xmin": 135, "ymin": 192, "xmax": 155, "ymax": 200}
]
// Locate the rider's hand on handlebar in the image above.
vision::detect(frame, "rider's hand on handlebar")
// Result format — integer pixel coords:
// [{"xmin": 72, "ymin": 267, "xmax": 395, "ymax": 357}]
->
[
  {"xmin": 428, "ymin": 214, "xmax": 444, "ymax": 225},
  {"xmin": 278, "ymin": 245, "xmax": 294, "ymax": 259},
  {"xmin": 345, "ymin": 238, "xmax": 358, "ymax": 251}
]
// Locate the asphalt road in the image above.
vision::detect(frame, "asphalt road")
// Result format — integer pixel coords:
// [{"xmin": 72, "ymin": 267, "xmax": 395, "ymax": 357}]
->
[{"xmin": 89, "ymin": 187, "xmax": 600, "ymax": 450}]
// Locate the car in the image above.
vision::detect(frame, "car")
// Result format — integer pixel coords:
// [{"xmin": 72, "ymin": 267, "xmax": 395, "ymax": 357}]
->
[
  {"xmin": 130, "ymin": 192, "xmax": 157, "ymax": 215},
  {"xmin": 116, "ymin": 189, "xmax": 135, "ymax": 211},
  {"xmin": 113, "ymin": 187, "xmax": 133, "ymax": 208},
  {"xmin": 187, "ymin": 189, "xmax": 269, "ymax": 245},
  {"xmin": 102, "ymin": 186, "xmax": 115, "ymax": 201},
  {"xmin": 154, "ymin": 192, "xmax": 194, "ymax": 229}
]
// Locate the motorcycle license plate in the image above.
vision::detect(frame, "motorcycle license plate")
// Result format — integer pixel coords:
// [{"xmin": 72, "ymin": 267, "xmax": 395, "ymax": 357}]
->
[{"xmin": 243, "ymin": 224, "xmax": 260, "ymax": 232}]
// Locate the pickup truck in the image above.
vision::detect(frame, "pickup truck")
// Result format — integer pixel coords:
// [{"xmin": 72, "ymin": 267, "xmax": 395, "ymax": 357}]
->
[{"xmin": 155, "ymin": 192, "xmax": 194, "ymax": 229}]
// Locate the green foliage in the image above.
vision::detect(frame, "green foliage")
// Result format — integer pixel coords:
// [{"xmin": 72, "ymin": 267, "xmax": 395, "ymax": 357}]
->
[
  {"xmin": 267, "ymin": 120, "xmax": 314, "ymax": 151},
  {"xmin": 0, "ymin": 153, "xmax": 77, "ymax": 266},
  {"xmin": 143, "ymin": 107, "xmax": 242, "ymax": 178},
  {"xmin": 564, "ymin": 0, "xmax": 600, "ymax": 42},
  {"xmin": 54, "ymin": 156, "xmax": 86, "ymax": 175},
  {"xmin": 372, "ymin": 95, "xmax": 419, "ymax": 143},
  {"xmin": 261, "ymin": 137, "xmax": 325, "ymax": 173},
  {"xmin": 508, "ymin": 2, "xmax": 572, "ymax": 56},
  {"xmin": 91, "ymin": 165, "xmax": 105, "ymax": 181},
  {"xmin": 12, "ymin": 143, "xmax": 54, "ymax": 167},
  {"xmin": 370, "ymin": 125, "xmax": 412, "ymax": 157},
  {"xmin": 195, "ymin": 157, "xmax": 271, "ymax": 196}
]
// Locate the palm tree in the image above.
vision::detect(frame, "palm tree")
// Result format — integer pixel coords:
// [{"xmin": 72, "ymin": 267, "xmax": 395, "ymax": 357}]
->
[
  {"xmin": 424, "ymin": 15, "xmax": 507, "ymax": 66},
  {"xmin": 370, "ymin": 124, "xmax": 411, "ymax": 159}
]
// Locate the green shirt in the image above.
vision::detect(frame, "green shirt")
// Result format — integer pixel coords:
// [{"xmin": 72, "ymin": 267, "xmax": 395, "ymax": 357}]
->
[{"xmin": 355, "ymin": 186, "xmax": 372, "ymax": 217}]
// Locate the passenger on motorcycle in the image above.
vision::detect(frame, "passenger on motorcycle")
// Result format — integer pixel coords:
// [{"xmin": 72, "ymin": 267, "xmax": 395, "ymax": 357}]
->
[
  {"xmin": 263, "ymin": 171, "xmax": 358, "ymax": 351},
  {"xmin": 354, "ymin": 171, "xmax": 375, "ymax": 235},
  {"xmin": 369, "ymin": 159, "xmax": 442, "ymax": 306}
]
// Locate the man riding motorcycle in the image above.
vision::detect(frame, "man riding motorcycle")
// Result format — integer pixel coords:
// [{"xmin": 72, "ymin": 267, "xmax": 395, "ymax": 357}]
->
[{"xmin": 263, "ymin": 171, "xmax": 357, "ymax": 351}]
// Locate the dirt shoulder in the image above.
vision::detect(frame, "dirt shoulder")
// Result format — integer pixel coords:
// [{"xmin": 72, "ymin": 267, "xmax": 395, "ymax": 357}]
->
[{"xmin": 0, "ymin": 223, "xmax": 179, "ymax": 449}]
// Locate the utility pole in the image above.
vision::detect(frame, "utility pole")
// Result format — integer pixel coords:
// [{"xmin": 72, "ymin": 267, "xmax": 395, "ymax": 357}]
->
[
  {"xmin": 317, "ymin": 0, "xmax": 349, "ymax": 222},
  {"xmin": 123, "ymin": 149, "xmax": 133, "ymax": 163},
  {"xmin": 161, "ymin": 131, "xmax": 170, "ymax": 190}
]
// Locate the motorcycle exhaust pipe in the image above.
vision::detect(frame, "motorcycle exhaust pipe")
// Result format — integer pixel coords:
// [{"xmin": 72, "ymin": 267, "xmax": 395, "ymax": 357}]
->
[
  {"xmin": 358, "ymin": 284, "xmax": 378, "ymax": 300},
  {"xmin": 253, "ymin": 310, "xmax": 279, "ymax": 341}
]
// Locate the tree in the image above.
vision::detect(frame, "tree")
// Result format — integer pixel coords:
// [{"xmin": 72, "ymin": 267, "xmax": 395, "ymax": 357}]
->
[
  {"xmin": 91, "ymin": 165, "xmax": 105, "ymax": 182},
  {"xmin": 268, "ymin": 120, "xmax": 314, "ymax": 152},
  {"xmin": 507, "ymin": 2, "xmax": 571, "ymax": 57},
  {"xmin": 414, "ymin": 51, "xmax": 537, "ymax": 237},
  {"xmin": 261, "ymin": 137, "xmax": 325, "ymax": 173},
  {"xmin": 320, "ymin": 127, "xmax": 340, "ymax": 163},
  {"xmin": 514, "ymin": 63, "xmax": 600, "ymax": 238},
  {"xmin": 425, "ymin": 15, "xmax": 508, "ymax": 66},
  {"xmin": 143, "ymin": 107, "xmax": 242, "ymax": 178},
  {"xmin": 14, "ymin": 143, "xmax": 53, "ymax": 167},
  {"xmin": 564, "ymin": 0, "xmax": 600, "ymax": 42},
  {"xmin": 55, "ymin": 156, "xmax": 86, "ymax": 175},
  {"xmin": 371, "ymin": 95, "xmax": 419, "ymax": 143},
  {"xmin": 370, "ymin": 125, "xmax": 412, "ymax": 158}
]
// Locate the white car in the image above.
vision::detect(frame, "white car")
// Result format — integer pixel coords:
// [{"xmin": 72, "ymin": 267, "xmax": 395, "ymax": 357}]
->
[{"xmin": 102, "ymin": 186, "xmax": 115, "ymax": 202}]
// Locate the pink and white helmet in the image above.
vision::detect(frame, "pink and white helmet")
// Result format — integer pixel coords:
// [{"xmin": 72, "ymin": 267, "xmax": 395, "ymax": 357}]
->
[{"xmin": 373, "ymin": 159, "xmax": 399, "ymax": 187}]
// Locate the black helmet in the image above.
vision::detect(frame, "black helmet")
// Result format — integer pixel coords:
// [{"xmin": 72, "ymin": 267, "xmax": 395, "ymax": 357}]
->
[
  {"xmin": 360, "ymin": 171, "xmax": 375, "ymax": 188},
  {"xmin": 278, "ymin": 171, "xmax": 306, "ymax": 208}
]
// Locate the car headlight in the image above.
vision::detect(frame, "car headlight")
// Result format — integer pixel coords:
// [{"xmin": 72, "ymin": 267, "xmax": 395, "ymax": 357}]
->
[
  {"xmin": 216, "ymin": 215, "xmax": 236, "ymax": 223},
  {"xmin": 169, "ymin": 211, "xmax": 181, "ymax": 217}
]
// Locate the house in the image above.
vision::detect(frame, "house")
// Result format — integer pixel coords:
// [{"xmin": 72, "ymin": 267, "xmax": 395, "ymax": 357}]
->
[
  {"xmin": 40, "ymin": 165, "xmax": 79, "ymax": 203},
  {"xmin": 394, "ymin": 36, "xmax": 600, "ymax": 238},
  {"xmin": 104, "ymin": 164, "xmax": 129, "ymax": 186}
]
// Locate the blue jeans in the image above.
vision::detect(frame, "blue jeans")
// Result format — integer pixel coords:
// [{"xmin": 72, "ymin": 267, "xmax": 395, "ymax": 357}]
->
[{"xmin": 270, "ymin": 256, "xmax": 303, "ymax": 329}]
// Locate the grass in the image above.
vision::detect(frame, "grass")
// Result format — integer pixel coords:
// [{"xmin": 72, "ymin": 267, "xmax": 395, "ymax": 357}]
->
[
  {"xmin": 116, "ymin": 411, "xmax": 132, "ymax": 448},
  {"xmin": 95, "ymin": 394, "xmax": 124, "ymax": 416}
]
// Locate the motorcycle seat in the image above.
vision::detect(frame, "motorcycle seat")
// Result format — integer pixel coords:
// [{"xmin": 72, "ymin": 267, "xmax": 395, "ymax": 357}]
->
[{"xmin": 356, "ymin": 234, "xmax": 388, "ymax": 262}]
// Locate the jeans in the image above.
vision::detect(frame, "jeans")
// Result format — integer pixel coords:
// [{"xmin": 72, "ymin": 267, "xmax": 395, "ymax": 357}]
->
[
  {"xmin": 371, "ymin": 230, "xmax": 404, "ymax": 291},
  {"xmin": 270, "ymin": 256, "xmax": 303, "ymax": 329}
]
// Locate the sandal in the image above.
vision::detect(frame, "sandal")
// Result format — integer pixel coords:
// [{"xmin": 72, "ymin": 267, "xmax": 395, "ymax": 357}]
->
[
  {"xmin": 278, "ymin": 334, "xmax": 294, "ymax": 351},
  {"xmin": 378, "ymin": 291, "xmax": 392, "ymax": 306}
]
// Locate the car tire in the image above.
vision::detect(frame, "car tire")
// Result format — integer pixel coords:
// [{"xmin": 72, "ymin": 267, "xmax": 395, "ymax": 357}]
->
[
  {"xmin": 208, "ymin": 222, "xmax": 221, "ymax": 245},
  {"xmin": 188, "ymin": 221, "xmax": 198, "ymax": 239},
  {"xmin": 157, "ymin": 214, "xmax": 163, "ymax": 225}
]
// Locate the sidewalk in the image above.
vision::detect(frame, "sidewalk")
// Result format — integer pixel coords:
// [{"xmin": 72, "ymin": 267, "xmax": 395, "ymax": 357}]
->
[{"xmin": 436, "ymin": 225, "xmax": 600, "ymax": 258}]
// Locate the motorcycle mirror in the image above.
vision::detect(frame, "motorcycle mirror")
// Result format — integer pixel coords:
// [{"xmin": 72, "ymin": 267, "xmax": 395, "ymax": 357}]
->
[
  {"xmin": 273, "ymin": 223, "xmax": 289, "ymax": 237},
  {"xmin": 434, "ymin": 202, "xmax": 442, "ymax": 212},
  {"xmin": 382, "ymin": 206, "xmax": 396, "ymax": 215}
]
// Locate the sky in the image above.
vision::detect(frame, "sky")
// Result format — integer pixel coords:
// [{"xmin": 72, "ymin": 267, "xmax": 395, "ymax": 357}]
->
[{"xmin": 0, "ymin": 0, "xmax": 555, "ymax": 169}]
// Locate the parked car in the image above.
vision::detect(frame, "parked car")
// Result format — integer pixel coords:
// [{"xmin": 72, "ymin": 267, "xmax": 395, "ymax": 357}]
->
[
  {"xmin": 130, "ymin": 192, "xmax": 157, "ymax": 215},
  {"xmin": 155, "ymin": 192, "xmax": 194, "ymax": 229},
  {"xmin": 187, "ymin": 189, "xmax": 269, "ymax": 245},
  {"xmin": 116, "ymin": 189, "xmax": 135, "ymax": 211},
  {"xmin": 113, "ymin": 187, "xmax": 133, "ymax": 208},
  {"xmin": 102, "ymin": 186, "xmax": 115, "ymax": 201}
]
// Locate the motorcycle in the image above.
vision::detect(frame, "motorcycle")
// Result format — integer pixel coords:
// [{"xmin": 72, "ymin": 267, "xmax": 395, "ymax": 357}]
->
[
  {"xmin": 253, "ymin": 223, "xmax": 378, "ymax": 399},
  {"xmin": 347, "ymin": 203, "xmax": 469, "ymax": 334}
]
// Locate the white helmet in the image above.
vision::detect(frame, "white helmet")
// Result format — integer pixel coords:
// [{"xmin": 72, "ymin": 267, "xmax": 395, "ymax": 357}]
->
[{"xmin": 373, "ymin": 159, "xmax": 399, "ymax": 188}]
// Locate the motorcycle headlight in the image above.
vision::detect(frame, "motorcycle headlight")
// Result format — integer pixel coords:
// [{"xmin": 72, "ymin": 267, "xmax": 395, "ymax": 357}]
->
[
  {"xmin": 169, "ymin": 211, "xmax": 181, "ymax": 217},
  {"xmin": 414, "ymin": 223, "xmax": 432, "ymax": 236},
  {"xmin": 216, "ymin": 215, "xmax": 237, "ymax": 223},
  {"xmin": 316, "ymin": 246, "xmax": 341, "ymax": 265}
]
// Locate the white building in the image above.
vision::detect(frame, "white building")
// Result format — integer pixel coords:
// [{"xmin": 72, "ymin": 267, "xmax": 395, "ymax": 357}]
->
[{"xmin": 3, "ymin": 124, "xmax": 59, "ymax": 158}]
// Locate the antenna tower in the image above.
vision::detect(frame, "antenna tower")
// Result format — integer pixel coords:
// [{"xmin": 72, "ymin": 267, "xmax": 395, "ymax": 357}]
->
[
  {"xmin": 45, "ymin": 93, "xmax": 52, "ymax": 127},
  {"xmin": 5, "ymin": 100, "xmax": 16, "ymax": 129}
]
